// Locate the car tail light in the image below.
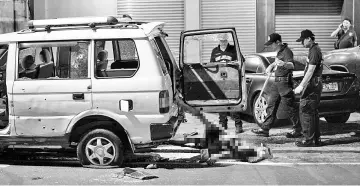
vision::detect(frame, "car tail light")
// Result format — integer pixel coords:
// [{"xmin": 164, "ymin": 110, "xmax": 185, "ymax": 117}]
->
[{"xmin": 159, "ymin": 90, "xmax": 170, "ymax": 113}]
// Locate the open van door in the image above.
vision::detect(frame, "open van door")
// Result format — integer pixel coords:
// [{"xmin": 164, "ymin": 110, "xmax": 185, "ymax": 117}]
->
[{"xmin": 179, "ymin": 28, "xmax": 247, "ymax": 112}]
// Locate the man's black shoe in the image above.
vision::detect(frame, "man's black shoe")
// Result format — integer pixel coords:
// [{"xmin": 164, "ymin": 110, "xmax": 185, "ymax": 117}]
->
[
  {"xmin": 286, "ymin": 131, "xmax": 303, "ymax": 138},
  {"xmin": 295, "ymin": 140, "xmax": 315, "ymax": 147},
  {"xmin": 251, "ymin": 128, "xmax": 269, "ymax": 137}
]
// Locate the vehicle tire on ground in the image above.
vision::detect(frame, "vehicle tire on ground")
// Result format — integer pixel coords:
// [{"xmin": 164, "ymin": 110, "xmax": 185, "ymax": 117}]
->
[
  {"xmin": 324, "ymin": 113, "xmax": 351, "ymax": 124},
  {"xmin": 77, "ymin": 129, "xmax": 124, "ymax": 168},
  {"xmin": 252, "ymin": 93, "xmax": 268, "ymax": 125}
]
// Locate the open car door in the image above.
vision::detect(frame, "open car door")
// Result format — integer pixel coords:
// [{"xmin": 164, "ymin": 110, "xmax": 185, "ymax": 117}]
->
[{"xmin": 179, "ymin": 28, "xmax": 247, "ymax": 112}]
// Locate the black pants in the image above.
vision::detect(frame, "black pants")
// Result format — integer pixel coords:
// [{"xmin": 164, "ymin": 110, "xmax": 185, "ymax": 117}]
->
[
  {"xmin": 300, "ymin": 78, "xmax": 322, "ymax": 142},
  {"xmin": 261, "ymin": 81, "xmax": 300, "ymax": 132},
  {"xmin": 219, "ymin": 112, "xmax": 243, "ymax": 129}
]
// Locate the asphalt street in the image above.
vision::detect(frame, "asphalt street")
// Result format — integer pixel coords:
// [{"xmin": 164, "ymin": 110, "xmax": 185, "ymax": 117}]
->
[
  {"xmin": 0, "ymin": 113, "xmax": 359, "ymax": 185},
  {"xmin": 0, "ymin": 154, "xmax": 359, "ymax": 185}
]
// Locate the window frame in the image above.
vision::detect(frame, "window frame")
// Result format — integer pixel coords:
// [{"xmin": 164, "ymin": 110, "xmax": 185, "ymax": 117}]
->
[
  {"xmin": 15, "ymin": 40, "xmax": 91, "ymax": 81},
  {"xmin": 93, "ymin": 38, "xmax": 140, "ymax": 79}
]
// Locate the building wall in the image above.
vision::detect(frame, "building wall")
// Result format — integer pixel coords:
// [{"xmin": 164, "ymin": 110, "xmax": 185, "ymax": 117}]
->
[
  {"xmin": 33, "ymin": 0, "xmax": 359, "ymax": 52},
  {"xmin": 34, "ymin": 0, "xmax": 117, "ymax": 19}
]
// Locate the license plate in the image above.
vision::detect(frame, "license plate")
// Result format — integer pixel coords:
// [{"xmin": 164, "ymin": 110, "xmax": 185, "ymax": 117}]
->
[{"xmin": 323, "ymin": 82, "xmax": 338, "ymax": 92}]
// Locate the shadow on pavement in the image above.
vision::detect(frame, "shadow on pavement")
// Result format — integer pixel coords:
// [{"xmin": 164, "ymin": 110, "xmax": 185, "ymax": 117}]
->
[{"xmin": 0, "ymin": 152, "xmax": 232, "ymax": 169}]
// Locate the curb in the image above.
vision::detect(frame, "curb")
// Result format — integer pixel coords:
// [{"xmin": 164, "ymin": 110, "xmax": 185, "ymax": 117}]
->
[{"xmin": 137, "ymin": 146, "xmax": 360, "ymax": 154}]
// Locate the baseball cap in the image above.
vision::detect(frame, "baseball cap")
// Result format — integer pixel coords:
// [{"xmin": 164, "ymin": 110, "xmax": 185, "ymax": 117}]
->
[
  {"xmin": 264, "ymin": 33, "xmax": 282, "ymax": 46},
  {"xmin": 296, "ymin": 29, "xmax": 315, "ymax": 42},
  {"xmin": 217, "ymin": 33, "xmax": 229, "ymax": 41}
]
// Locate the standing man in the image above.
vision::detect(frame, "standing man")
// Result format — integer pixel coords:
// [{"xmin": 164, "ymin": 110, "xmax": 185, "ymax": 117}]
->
[
  {"xmin": 294, "ymin": 29, "xmax": 323, "ymax": 147},
  {"xmin": 251, "ymin": 33, "xmax": 301, "ymax": 138},
  {"xmin": 210, "ymin": 33, "xmax": 244, "ymax": 134},
  {"xmin": 331, "ymin": 18, "xmax": 358, "ymax": 49}
]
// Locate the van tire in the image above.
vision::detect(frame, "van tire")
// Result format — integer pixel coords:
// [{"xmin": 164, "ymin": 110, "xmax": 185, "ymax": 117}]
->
[{"xmin": 77, "ymin": 129, "xmax": 124, "ymax": 168}]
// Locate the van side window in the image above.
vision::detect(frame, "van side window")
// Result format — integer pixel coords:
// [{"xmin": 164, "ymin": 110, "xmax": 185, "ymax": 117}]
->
[
  {"xmin": 17, "ymin": 41, "xmax": 89, "ymax": 80},
  {"xmin": 94, "ymin": 39, "xmax": 139, "ymax": 78},
  {"xmin": 0, "ymin": 45, "xmax": 8, "ymax": 98}
]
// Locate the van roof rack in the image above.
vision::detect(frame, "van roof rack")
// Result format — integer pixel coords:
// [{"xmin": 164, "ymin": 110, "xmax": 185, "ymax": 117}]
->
[{"xmin": 27, "ymin": 15, "xmax": 147, "ymax": 32}]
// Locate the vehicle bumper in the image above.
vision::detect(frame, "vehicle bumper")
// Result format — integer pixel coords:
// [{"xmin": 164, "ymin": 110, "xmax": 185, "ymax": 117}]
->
[
  {"xmin": 318, "ymin": 97, "xmax": 359, "ymax": 116},
  {"xmin": 276, "ymin": 96, "xmax": 359, "ymax": 119},
  {"xmin": 149, "ymin": 115, "xmax": 180, "ymax": 141}
]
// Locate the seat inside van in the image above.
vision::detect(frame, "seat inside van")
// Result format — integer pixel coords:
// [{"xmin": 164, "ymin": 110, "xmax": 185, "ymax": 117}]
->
[{"xmin": 110, "ymin": 60, "xmax": 139, "ymax": 69}]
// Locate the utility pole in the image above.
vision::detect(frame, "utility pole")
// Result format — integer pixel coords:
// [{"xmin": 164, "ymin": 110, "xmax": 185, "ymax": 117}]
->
[{"xmin": 13, "ymin": 0, "xmax": 16, "ymax": 32}]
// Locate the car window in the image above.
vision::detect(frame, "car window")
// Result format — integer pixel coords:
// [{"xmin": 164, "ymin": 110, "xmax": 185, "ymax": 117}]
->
[
  {"xmin": 183, "ymin": 32, "xmax": 237, "ymax": 64},
  {"xmin": 245, "ymin": 56, "xmax": 264, "ymax": 73},
  {"xmin": 17, "ymin": 41, "xmax": 89, "ymax": 80},
  {"xmin": 0, "ymin": 45, "xmax": 8, "ymax": 67},
  {"xmin": 150, "ymin": 38, "xmax": 169, "ymax": 76},
  {"xmin": 94, "ymin": 39, "xmax": 139, "ymax": 78}
]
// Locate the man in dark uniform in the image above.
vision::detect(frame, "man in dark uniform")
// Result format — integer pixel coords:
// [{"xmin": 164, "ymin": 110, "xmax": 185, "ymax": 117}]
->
[
  {"xmin": 251, "ymin": 33, "xmax": 301, "ymax": 137},
  {"xmin": 210, "ymin": 33, "xmax": 243, "ymax": 134},
  {"xmin": 294, "ymin": 29, "xmax": 323, "ymax": 147}
]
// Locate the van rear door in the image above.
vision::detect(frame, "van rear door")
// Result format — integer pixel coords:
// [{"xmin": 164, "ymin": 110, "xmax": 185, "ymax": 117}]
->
[{"xmin": 179, "ymin": 28, "xmax": 247, "ymax": 112}]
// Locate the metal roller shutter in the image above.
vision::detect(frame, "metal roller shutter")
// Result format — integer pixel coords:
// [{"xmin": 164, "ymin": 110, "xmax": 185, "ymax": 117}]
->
[
  {"xmin": 117, "ymin": 0, "xmax": 184, "ymax": 57},
  {"xmin": 275, "ymin": 0, "xmax": 343, "ymax": 53},
  {"xmin": 201, "ymin": 0, "xmax": 256, "ymax": 60}
]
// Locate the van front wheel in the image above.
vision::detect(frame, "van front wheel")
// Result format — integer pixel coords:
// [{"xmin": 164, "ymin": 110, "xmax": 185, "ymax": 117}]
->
[{"xmin": 77, "ymin": 129, "xmax": 124, "ymax": 168}]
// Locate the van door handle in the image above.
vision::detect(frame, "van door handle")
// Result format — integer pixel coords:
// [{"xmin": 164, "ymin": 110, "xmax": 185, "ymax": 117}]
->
[
  {"xmin": 246, "ymin": 78, "xmax": 252, "ymax": 83},
  {"xmin": 73, "ymin": 93, "xmax": 84, "ymax": 100}
]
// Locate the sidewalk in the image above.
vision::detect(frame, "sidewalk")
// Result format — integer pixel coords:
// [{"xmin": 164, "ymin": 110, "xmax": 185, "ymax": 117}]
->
[{"xmin": 160, "ymin": 112, "xmax": 360, "ymax": 153}]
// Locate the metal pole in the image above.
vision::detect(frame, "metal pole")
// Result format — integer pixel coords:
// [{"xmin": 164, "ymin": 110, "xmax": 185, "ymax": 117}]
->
[
  {"xmin": 13, "ymin": 0, "xmax": 16, "ymax": 31},
  {"xmin": 255, "ymin": 73, "xmax": 272, "ymax": 105}
]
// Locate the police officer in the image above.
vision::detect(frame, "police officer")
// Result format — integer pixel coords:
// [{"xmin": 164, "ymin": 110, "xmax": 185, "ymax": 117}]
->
[
  {"xmin": 210, "ymin": 33, "xmax": 244, "ymax": 134},
  {"xmin": 251, "ymin": 33, "xmax": 301, "ymax": 137},
  {"xmin": 294, "ymin": 29, "xmax": 323, "ymax": 147}
]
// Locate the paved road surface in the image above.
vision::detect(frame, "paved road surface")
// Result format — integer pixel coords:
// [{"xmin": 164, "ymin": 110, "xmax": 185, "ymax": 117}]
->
[{"xmin": 0, "ymin": 151, "xmax": 359, "ymax": 185}]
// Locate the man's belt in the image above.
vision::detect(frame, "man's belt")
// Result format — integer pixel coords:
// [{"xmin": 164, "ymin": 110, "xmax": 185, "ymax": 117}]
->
[{"xmin": 275, "ymin": 76, "xmax": 290, "ymax": 82}]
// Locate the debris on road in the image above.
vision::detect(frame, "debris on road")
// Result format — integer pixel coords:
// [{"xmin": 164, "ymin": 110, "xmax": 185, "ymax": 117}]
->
[
  {"xmin": 145, "ymin": 164, "xmax": 157, "ymax": 169},
  {"xmin": 183, "ymin": 131, "xmax": 199, "ymax": 137},
  {"xmin": 115, "ymin": 167, "xmax": 158, "ymax": 180}
]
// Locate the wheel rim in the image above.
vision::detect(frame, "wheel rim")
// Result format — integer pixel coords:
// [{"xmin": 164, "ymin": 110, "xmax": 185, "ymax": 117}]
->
[
  {"xmin": 254, "ymin": 95, "xmax": 268, "ymax": 123},
  {"xmin": 85, "ymin": 137, "xmax": 116, "ymax": 166}
]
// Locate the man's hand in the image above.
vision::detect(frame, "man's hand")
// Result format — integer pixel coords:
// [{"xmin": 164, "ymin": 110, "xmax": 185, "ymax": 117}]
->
[
  {"xmin": 294, "ymin": 85, "xmax": 304, "ymax": 94},
  {"xmin": 275, "ymin": 58, "xmax": 285, "ymax": 66},
  {"xmin": 338, "ymin": 23, "xmax": 343, "ymax": 29}
]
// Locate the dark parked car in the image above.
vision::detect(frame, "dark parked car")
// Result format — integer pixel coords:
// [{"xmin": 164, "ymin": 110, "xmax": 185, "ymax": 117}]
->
[
  {"xmin": 323, "ymin": 46, "xmax": 360, "ymax": 86},
  {"xmin": 242, "ymin": 53, "xmax": 359, "ymax": 124}
]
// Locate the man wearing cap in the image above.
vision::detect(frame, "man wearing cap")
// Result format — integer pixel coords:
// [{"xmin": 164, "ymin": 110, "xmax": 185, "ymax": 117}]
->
[
  {"xmin": 210, "ymin": 33, "xmax": 244, "ymax": 134},
  {"xmin": 294, "ymin": 29, "xmax": 323, "ymax": 147},
  {"xmin": 251, "ymin": 33, "xmax": 301, "ymax": 138}
]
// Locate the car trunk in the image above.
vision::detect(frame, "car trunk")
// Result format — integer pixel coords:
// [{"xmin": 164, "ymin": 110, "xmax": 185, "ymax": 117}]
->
[{"xmin": 292, "ymin": 70, "xmax": 357, "ymax": 98}]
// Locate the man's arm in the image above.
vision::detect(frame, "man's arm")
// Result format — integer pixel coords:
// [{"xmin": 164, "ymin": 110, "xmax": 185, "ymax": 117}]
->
[
  {"xmin": 276, "ymin": 59, "xmax": 294, "ymax": 70},
  {"xmin": 294, "ymin": 65, "xmax": 316, "ymax": 94},
  {"xmin": 299, "ymin": 65, "xmax": 316, "ymax": 88},
  {"xmin": 265, "ymin": 62, "xmax": 276, "ymax": 73},
  {"xmin": 353, "ymin": 31, "xmax": 358, "ymax": 47},
  {"xmin": 331, "ymin": 24, "xmax": 342, "ymax": 37}
]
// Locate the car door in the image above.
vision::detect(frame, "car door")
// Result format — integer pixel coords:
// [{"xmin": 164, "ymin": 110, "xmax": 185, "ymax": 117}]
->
[
  {"xmin": 179, "ymin": 28, "xmax": 247, "ymax": 112},
  {"xmin": 12, "ymin": 41, "xmax": 92, "ymax": 136}
]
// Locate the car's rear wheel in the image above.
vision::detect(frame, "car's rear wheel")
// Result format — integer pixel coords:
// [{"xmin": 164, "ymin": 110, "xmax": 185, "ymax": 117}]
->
[
  {"xmin": 252, "ymin": 93, "xmax": 268, "ymax": 125},
  {"xmin": 77, "ymin": 129, "xmax": 124, "ymax": 168},
  {"xmin": 324, "ymin": 113, "xmax": 351, "ymax": 124}
]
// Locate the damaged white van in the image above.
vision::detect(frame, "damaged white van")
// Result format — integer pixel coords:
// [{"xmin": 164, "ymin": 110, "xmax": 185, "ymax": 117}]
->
[{"xmin": 0, "ymin": 16, "xmax": 247, "ymax": 167}]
